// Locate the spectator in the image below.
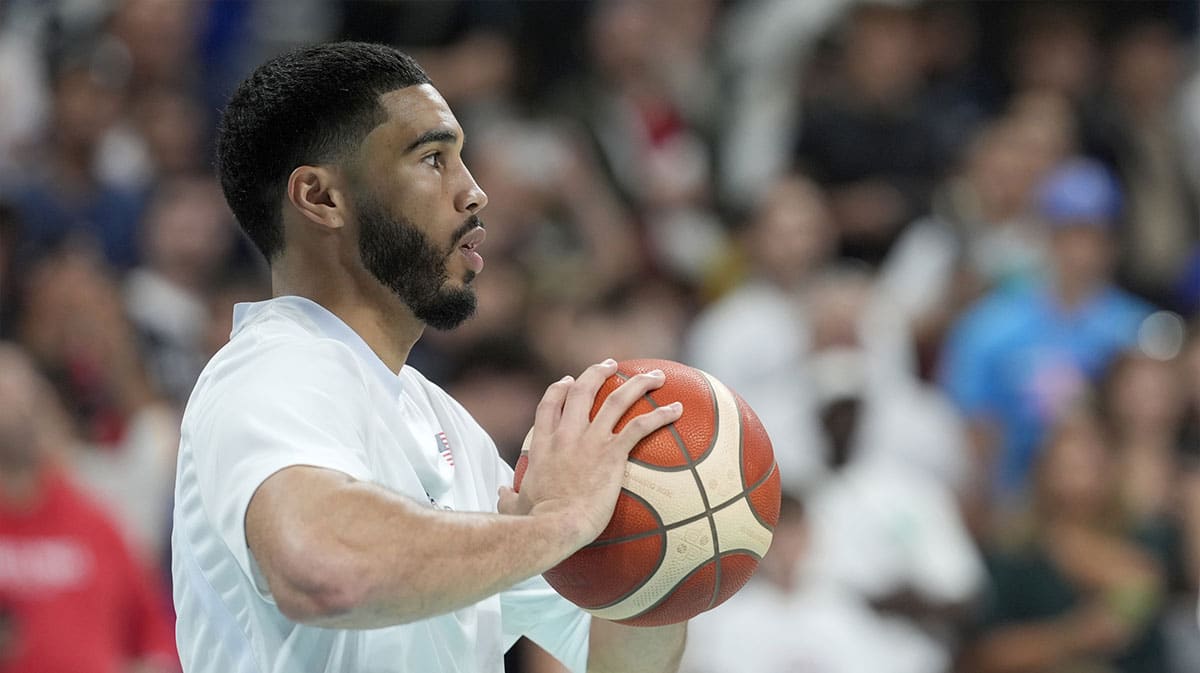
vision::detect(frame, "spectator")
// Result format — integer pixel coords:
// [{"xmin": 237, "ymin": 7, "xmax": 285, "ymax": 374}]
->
[
  {"xmin": 800, "ymin": 331, "xmax": 984, "ymax": 673},
  {"xmin": 462, "ymin": 122, "xmax": 640, "ymax": 303},
  {"xmin": 124, "ymin": 176, "xmax": 236, "ymax": 405},
  {"xmin": 1007, "ymin": 5, "xmax": 1100, "ymax": 104},
  {"xmin": 1102, "ymin": 352, "xmax": 1194, "ymax": 536},
  {"xmin": 1101, "ymin": 20, "xmax": 1198, "ymax": 306},
  {"xmin": 715, "ymin": 0, "xmax": 848, "ymax": 210},
  {"xmin": 940, "ymin": 158, "xmax": 1154, "ymax": 505},
  {"xmin": 109, "ymin": 0, "xmax": 201, "ymax": 95},
  {"xmin": 0, "ymin": 344, "xmax": 177, "ymax": 673},
  {"xmin": 2, "ymin": 44, "xmax": 145, "ymax": 270},
  {"xmin": 877, "ymin": 101, "xmax": 1075, "ymax": 374},
  {"xmin": 105, "ymin": 87, "xmax": 210, "ymax": 193},
  {"xmin": 340, "ymin": 0, "xmax": 519, "ymax": 130},
  {"xmin": 686, "ymin": 175, "xmax": 835, "ymax": 492},
  {"xmin": 794, "ymin": 1, "xmax": 945, "ymax": 267},
  {"xmin": 963, "ymin": 408, "xmax": 1167, "ymax": 673},
  {"xmin": 17, "ymin": 249, "xmax": 178, "ymax": 562},
  {"xmin": 1101, "ymin": 349, "xmax": 1200, "ymax": 671},
  {"xmin": 680, "ymin": 493, "xmax": 900, "ymax": 673},
  {"xmin": 563, "ymin": 0, "xmax": 726, "ymax": 283}
]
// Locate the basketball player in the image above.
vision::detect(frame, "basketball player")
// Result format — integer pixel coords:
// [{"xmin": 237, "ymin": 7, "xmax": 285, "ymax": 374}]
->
[{"xmin": 171, "ymin": 42, "xmax": 687, "ymax": 672}]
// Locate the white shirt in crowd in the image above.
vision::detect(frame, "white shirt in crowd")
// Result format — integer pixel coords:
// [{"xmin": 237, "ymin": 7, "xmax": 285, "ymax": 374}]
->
[
  {"xmin": 171, "ymin": 296, "xmax": 590, "ymax": 673},
  {"xmin": 679, "ymin": 579, "xmax": 896, "ymax": 673},
  {"xmin": 801, "ymin": 457, "xmax": 984, "ymax": 673}
]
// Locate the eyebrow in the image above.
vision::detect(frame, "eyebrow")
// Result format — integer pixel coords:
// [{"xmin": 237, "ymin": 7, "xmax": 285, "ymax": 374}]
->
[{"xmin": 404, "ymin": 129, "xmax": 459, "ymax": 154}]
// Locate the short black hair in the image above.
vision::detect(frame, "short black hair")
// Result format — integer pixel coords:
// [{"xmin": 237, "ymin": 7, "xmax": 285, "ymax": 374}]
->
[{"xmin": 216, "ymin": 41, "xmax": 431, "ymax": 262}]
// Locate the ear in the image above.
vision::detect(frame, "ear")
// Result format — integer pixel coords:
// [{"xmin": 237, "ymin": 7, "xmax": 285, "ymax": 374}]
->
[{"xmin": 285, "ymin": 165, "xmax": 349, "ymax": 231}]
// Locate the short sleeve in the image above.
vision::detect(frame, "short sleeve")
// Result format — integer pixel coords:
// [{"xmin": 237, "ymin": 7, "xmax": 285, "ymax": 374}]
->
[
  {"xmin": 190, "ymin": 339, "xmax": 374, "ymax": 595},
  {"xmin": 500, "ymin": 573, "xmax": 591, "ymax": 673},
  {"xmin": 492, "ymin": 454, "xmax": 591, "ymax": 672}
]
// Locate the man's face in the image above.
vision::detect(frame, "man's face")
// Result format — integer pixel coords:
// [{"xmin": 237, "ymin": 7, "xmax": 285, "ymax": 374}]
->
[
  {"xmin": 353, "ymin": 84, "xmax": 489, "ymax": 329},
  {"xmin": 356, "ymin": 191, "xmax": 480, "ymax": 330},
  {"xmin": 1052, "ymin": 225, "xmax": 1113, "ymax": 287}
]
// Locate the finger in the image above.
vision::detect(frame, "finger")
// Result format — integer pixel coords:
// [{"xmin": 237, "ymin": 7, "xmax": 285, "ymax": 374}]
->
[
  {"xmin": 561, "ymin": 358, "xmax": 619, "ymax": 430},
  {"xmin": 497, "ymin": 485, "xmax": 520, "ymax": 515},
  {"xmin": 614, "ymin": 402, "xmax": 683, "ymax": 454},
  {"xmin": 532, "ymin": 375, "xmax": 573, "ymax": 450},
  {"xmin": 592, "ymin": 369, "xmax": 666, "ymax": 432}
]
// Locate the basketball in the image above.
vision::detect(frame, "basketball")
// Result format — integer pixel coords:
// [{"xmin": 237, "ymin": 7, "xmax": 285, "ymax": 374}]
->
[{"xmin": 512, "ymin": 359, "xmax": 781, "ymax": 626}]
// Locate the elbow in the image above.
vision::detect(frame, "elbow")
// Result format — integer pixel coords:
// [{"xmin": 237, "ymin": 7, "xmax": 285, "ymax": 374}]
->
[
  {"xmin": 274, "ymin": 574, "xmax": 366, "ymax": 625},
  {"xmin": 264, "ymin": 538, "xmax": 372, "ymax": 624}
]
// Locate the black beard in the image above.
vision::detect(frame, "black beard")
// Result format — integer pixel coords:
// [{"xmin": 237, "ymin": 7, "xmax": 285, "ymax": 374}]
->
[{"xmin": 356, "ymin": 196, "xmax": 479, "ymax": 330}]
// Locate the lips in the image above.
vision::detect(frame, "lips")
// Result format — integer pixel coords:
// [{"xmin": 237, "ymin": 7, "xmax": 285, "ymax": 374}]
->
[
  {"xmin": 457, "ymin": 227, "xmax": 486, "ymax": 251},
  {"xmin": 457, "ymin": 227, "xmax": 486, "ymax": 274}
]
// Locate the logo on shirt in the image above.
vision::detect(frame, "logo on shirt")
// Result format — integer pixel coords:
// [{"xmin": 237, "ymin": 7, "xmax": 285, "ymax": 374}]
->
[{"xmin": 435, "ymin": 431, "xmax": 455, "ymax": 467}]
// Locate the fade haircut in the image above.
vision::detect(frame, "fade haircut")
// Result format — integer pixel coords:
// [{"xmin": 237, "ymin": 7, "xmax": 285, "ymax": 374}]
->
[{"xmin": 216, "ymin": 42, "xmax": 431, "ymax": 262}]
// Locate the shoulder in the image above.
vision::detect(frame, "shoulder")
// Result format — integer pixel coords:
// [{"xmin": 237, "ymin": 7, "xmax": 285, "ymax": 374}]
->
[
  {"xmin": 186, "ymin": 329, "xmax": 370, "ymax": 434},
  {"xmin": 206, "ymin": 333, "xmax": 364, "ymax": 396},
  {"xmin": 1100, "ymin": 288, "xmax": 1155, "ymax": 322}
]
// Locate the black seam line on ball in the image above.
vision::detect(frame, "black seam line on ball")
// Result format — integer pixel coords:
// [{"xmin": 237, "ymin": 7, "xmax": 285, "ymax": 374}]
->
[
  {"xmin": 584, "ymin": 488, "xmax": 670, "ymax": 612},
  {"xmin": 586, "ymin": 462, "xmax": 780, "ymax": 548},
  {"xmin": 615, "ymin": 548, "xmax": 763, "ymax": 625}
]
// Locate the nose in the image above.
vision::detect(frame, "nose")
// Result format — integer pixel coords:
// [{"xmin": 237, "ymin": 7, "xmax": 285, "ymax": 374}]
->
[{"xmin": 456, "ymin": 166, "xmax": 488, "ymax": 214}]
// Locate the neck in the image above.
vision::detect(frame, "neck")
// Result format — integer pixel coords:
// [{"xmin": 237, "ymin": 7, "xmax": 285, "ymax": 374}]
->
[
  {"xmin": 1053, "ymin": 273, "xmax": 1102, "ymax": 310},
  {"xmin": 272, "ymin": 251, "xmax": 424, "ymax": 374}
]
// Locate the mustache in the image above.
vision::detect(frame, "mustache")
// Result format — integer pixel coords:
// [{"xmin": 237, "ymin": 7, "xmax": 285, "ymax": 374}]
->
[{"xmin": 451, "ymin": 215, "xmax": 485, "ymax": 247}]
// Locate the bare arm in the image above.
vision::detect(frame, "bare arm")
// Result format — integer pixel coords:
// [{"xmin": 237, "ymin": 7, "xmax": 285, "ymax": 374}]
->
[
  {"xmin": 246, "ymin": 360, "xmax": 682, "ymax": 629},
  {"xmin": 507, "ymin": 620, "xmax": 687, "ymax": 673},
  {"xmin": 587, "ymin": 620, "xmax": 686, "ymax": 673},
  {"xmin": 960, "ymin": 602, "xmax": 1131, "ymax": 673},
  {"xmin": 246, "ymin": 466, "xmax": 588, "ymax": 628}
]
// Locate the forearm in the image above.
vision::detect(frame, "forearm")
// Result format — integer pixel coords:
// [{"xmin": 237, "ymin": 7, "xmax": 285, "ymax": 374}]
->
[
  {"xmin": 249, "ymin": 470, "xmax": 585, "ymax": 629},
  {"xmin": 961, "ymin": 619, "xmax": 1091, "ymax": 673},
  {"xmin": 587, "ymin": 620, "xmax": 686, "ymax": 673}
]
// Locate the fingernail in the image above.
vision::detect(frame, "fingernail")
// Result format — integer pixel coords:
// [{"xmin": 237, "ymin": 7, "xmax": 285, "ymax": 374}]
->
[
  {"xmin": 649, "ymin": 369, "xmax": 665, "ymax": 378},
  {"xmin": 603, "ymin": 358, "xmax": 617, "ymax": 366},
  {"xmin": 560, "ymin": 375, "xmax": 574, "ymax": 383},
  {"xmin": 669, "ymin": 401, "xmax": 683, "ymax": 411}
]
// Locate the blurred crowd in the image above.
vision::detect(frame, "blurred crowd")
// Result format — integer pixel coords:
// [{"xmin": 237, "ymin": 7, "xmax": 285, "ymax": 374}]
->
[{"xmin": 1, "ymin": 0, "xmax": 1199, "ymax": 672}]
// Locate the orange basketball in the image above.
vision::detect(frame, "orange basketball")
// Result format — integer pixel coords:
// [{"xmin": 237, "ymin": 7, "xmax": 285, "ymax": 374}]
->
[{"xmin": 513, "ymin": 358, "xmax": 780, "ymax": 626}]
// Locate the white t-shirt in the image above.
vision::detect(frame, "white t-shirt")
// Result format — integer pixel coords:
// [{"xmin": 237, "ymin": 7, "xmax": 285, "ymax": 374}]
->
[
  {"xmin": 171, "ymin": 296, "xmax": 590, "ymax": 673},
  {"xmin": 679, "ymin": 580, "xmax": 893, "ymax": 673},
  {"xmin": 800, "ymin": 458, "xmax": 984, "ymax": 673}
]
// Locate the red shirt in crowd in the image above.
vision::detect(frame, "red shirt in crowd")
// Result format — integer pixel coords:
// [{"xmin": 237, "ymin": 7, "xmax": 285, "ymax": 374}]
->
[{"xmin": 0, "ymin": 467, "xmax": 177, "ymax": 673}]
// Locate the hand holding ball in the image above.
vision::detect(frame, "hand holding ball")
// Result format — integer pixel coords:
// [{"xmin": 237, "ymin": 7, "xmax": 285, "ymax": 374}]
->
[{"xmin": 513, "ymin": 359, "xmax": 780, "ymax": 626}]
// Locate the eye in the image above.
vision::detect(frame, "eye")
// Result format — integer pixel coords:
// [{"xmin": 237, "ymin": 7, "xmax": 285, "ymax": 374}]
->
[{"xmin": 422, "ymin": 152, "xmax": 444, "ymax": 169}]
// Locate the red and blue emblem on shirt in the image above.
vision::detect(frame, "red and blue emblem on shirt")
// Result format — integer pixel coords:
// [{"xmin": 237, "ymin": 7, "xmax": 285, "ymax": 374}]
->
[{"xmin": 435, "ymin": 431, "xmax": 455, "ymax": 466}]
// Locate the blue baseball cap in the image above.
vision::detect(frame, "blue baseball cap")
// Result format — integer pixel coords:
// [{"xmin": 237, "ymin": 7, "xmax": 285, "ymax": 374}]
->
[{"xmin": 1037, "ymin": 158, "xmax": 1123, "ymax": 228}]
